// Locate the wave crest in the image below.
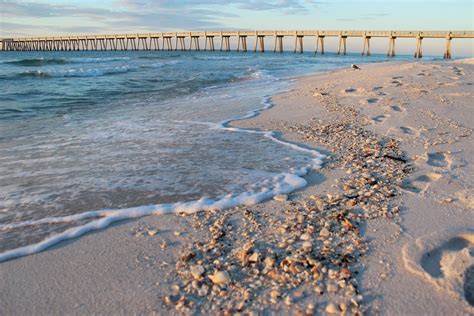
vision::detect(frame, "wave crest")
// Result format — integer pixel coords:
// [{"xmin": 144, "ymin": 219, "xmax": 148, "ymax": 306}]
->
[{"xmin": 19, "ymin": 66, "xmax": 131, "ymax": 78}]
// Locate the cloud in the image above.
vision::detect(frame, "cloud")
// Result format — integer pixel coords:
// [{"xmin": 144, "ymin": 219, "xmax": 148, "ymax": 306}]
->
[
  {"xmin": 1, "ymin": 1, "xmax": 113, "ymax": 18},
  {"xmin": 1, "ymin": 0, "xmax": 322, "ymax": 36},
  {"xmin": 116, "ymin": 0, "xmax": 320, "ymax": 12}
]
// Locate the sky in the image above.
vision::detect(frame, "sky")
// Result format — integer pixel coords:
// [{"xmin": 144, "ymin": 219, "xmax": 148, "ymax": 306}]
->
[{"xmin": 1, "ymin": 0, "xmax": 473, "ymax": 55}]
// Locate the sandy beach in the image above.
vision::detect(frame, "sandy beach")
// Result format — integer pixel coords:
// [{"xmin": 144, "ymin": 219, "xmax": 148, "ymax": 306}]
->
[{"xmin": 1, "ymin": 59, "xmax": 473, "ymax": 315}]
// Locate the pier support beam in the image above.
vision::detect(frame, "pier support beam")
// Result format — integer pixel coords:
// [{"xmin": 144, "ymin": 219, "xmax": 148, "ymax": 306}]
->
[
  {"xmin": 116, "ymin": 38, "xmax": 126, "ymax": 50},
  {"xmin": 274, "ymin": 35, "xmax": 284, "ymax": 53},
  {"xmin": 337, "ymin": 34, "xmax": 347, "ymax": 55},
  {"xmin": 173, "ymin": 36, "xmax": 184, "ymax": 51},
  {"xmin": 220, "ymin": 35, "xmax": 230, "ymax": 51},
  {"xmin": 253, "ymin": 35, "xmax": 265, "ymax": 52},
  {"xmin": 150, "ymin": 37, "xmax": 160, "ymax": 50},
  {"xmin": 293, "ymin": 34, "xmax": 303, "ymax": 53},
  {"xmin": 414, "ymin": 33, "xmax": 423, "ymax": 58},
  {"xmin": 315, "ymin": 35, "xmax": 325, "ymax": 54},
  {"xmin": 237, "ymin": 35, "xmax": 247, "ymax": 52},
  {"xmin": 98, "ymin": 39, "xmax": 106, "ymax": 50},
  {"xmin": 362, "ymin": 35, "xmax": 371, "ymax": 56},
  {"xmin": 107, "ymin": 38, "xmax": 116, "ymax": 50},
  {"xmin": 205, "ymin": 36, "xmax": 215, "ymax": 51},
  {"xmin": 444, "ymin": 32, "xmax": 452, "ymax": 59},
  {"xmin": 138, "ymin": 37, "xmax": 149, "ymax": 50},
  {"xmin": 387, "ymin": 35, "xmax": 396, "ymax": 57},
  {"xmin": 189, "ymin": 36, "xmax": 200, "ymax": 51},
  {"xmin": 163, "ymin": 36, "xmax": 173, "ymax": 51}
]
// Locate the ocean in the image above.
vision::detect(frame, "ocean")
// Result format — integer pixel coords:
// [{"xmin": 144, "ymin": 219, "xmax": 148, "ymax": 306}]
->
[{"xmin": 0, "ymin": 50, "xmax": 433, "ymax": 261}]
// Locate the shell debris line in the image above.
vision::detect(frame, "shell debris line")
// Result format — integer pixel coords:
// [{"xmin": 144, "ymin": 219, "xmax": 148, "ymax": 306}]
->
[{"xmin": 159, "ymin": 89, "xmax": 413, "ymax": 314}]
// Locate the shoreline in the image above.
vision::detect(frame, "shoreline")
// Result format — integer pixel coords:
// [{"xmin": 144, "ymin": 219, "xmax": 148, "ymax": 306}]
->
[{"xmin": 1, "ymin": 59, "xmax": 473, "ymax": 315}]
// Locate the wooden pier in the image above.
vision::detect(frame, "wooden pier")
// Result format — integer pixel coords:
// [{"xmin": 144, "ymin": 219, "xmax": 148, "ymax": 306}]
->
[{"xmin": 1, "ymin": 30, "xmax": 473, "ymax": 59}]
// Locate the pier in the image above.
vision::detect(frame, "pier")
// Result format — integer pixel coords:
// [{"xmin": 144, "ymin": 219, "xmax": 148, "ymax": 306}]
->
[{"xmin": 1, "ymin": 30, "xmax": 473, "ymax": 59}]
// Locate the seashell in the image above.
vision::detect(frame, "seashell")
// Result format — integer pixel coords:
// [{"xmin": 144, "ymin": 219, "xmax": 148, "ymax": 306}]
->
[
  {"xmin": 340, "ymin": 302, "xmax": 348, "ymax": 311},
  {"xmin": 190, "ymin": 265, "xmax": 205, "ymax": 280},
  {"xmin": 302, "ymin": 241, "xmax": 313, "ymax": 252},
  {"xmin": 270, "ymin": 290, "xmax": 281, "ymax": 299},
  {"xmin": 325, "ymin": 303, "xmax": 338, "ymax": 314},
  {"xmin": 314, "ymin": 285, "xmax": 323, "ymax": 295},
  {"xmin": 328, "ymin": 269, "xmax": 338, "ymax": 279},
  {"xmin": 340, "ymin": 267, "xmax": 351, "ymax": 279},
  {"xmin": 197, "ymin": 285, "xmax": 209, "ymax": 296},
  {"xmin": 264, "ymin": 257, "xmax": 275, "ymax": 268},
  {"xmin": 209, "ymin": 271, "xmax": 231, "ymax": 285},
  {"xmin": 319, "ymin": 227, "xmax": 330, "ymax": 238},
  {"xmin": 300, "ymin": 233, "xmax": 311, "ymax": 241},
  {"xmin": 249, "ymin": 252, "xmax": 260, "ymax": 263}
]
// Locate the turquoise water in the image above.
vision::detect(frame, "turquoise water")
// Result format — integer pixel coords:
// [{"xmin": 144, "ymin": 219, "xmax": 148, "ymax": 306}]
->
[{"xmin": 0, "ymin": 51, "xmax": 433, "ymax": 258}]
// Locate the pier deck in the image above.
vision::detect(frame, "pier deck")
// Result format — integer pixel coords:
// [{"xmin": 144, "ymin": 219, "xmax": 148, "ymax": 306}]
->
[{"xmin": 2, "ymin": 30, "xmax": 473, "ymax": 59}]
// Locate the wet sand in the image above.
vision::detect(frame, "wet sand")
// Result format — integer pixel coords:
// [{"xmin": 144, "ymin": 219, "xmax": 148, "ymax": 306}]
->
[{"xmin": 1, "ymin": 59, "xmax": 473, "ymax": 315}]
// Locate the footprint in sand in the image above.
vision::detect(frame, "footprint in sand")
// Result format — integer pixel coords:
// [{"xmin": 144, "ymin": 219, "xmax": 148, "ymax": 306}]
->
[
  {"xmin": 389, "ymin": 105, "xmax": 405, "ymax": 113},
  {"xmin": 426, "ymin": 152, "xmax": 452, "ymax": 169},
  {"xmin": 341, "ymin": 88, "xmax": 357, "ymax": 93},
  {"xmin": 372, "ymin": 115, "xmax": 389, "ymax": 123},
  {"xmin": 403, "ymin": 230, "xmax": 474, "ymax": 308},
  {"xmin": 400, "ymin": 126, "xmax": 415, "ymax": 135},
  {"xmin": 452, "ymin": 67, "xmax": 465, "ymax": 76},
  {"xmin": 401, "ymin": 173, "xmax": 442, "ymax": 193},
  {"xmin": 413, "ymin": 88, "xmax": 429, "ymax": 94},
  {"xmin": 390, "ymin": 80, "xmax": 403, "ymax": 87},
  {"xmin": 361, "ymin": 98, "xmax": 380, "ymax": 105}
]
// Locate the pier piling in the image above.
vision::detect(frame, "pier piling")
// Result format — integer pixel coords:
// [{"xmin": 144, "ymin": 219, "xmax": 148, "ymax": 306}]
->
[
  {"xmin": 237, "ymin": 35, "xmax": 247, "ymax": 52},
  {"xmin": 414, "ymin": 33, "xmax": 423, "ymax": 58},
  {"xmin": 205, "ymin": 35, "xmax": 215, "ymax": 51},
  {"xmin": 444, "ymin": 32, "xmax": 452, "ymax": 59},
  {"xmin": 387, "ymin": 34, "xmax": 396, "ymax": 57},
  {"xmin": 362, "ymin": 34, "xmax": 371, "ymax": 56},
  {"xmin": 337, "ymin": 33, "xmax": 347, "ymax": 55}
]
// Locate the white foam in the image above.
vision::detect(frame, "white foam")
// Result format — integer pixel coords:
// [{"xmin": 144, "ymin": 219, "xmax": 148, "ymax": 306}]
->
[
  {"xmin": 24, "ymin": 66, "xmax": 131, "ymax": 78},
  {"xmin": 0, "ymin": 172, "xmax": 306, "ymax": 262},
  {"xmin": 69, "ymin": 57, "xmax": 131, "ymax": 63},
  {"xmin": 0, "ymin": 95, "xmax": 325, "ymax": 263}
]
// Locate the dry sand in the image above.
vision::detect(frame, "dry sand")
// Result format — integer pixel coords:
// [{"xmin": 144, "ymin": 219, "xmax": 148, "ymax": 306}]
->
[{"xmin": 1, "ymin": 59, "xmax": 473, "ymax": 315}]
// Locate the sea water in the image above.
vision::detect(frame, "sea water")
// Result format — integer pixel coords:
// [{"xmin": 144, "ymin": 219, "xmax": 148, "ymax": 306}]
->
[{"xmin": 0, "ymin": 50, "xmax": 431, "ymax": 261}]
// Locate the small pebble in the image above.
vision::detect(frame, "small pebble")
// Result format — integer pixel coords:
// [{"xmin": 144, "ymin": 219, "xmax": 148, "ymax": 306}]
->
[{"xmin": 273, "ymin": 194, "xmax": 288, "ymax": 202}]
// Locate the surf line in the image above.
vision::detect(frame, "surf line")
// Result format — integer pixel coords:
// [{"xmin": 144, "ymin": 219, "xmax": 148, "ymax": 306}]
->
[{"xmin": 0, "ymin": 95, "xmax": 325, "ymax": 263}]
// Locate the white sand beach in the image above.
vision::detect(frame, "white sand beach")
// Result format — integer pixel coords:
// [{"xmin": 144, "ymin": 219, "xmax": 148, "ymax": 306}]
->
[{"xmin": 1, "ymin": 59, "xmax": 473, "ymax": 315}]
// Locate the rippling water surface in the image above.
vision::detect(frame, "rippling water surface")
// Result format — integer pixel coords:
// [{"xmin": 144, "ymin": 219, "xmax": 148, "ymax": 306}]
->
[{"xmin": 0, "ymin": 50, "xmax": 430, "ymax": 258}]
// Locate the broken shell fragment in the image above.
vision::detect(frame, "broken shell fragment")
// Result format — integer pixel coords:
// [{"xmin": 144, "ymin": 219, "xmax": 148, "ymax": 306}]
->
[{"xmin": 209, "ymin": 271, "xmax": 231, "ymax": 285}]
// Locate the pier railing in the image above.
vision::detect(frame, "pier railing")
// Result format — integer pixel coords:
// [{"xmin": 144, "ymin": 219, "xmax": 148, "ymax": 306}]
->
[{"xmin": 2, "ymin": 30, "xmax": 473, "ymax": 59}]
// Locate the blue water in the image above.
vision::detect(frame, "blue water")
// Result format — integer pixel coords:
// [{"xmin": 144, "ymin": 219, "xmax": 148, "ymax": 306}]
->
[{"xmin": 0, "ymin": 50, "xmax": 434, "ymax": 257}]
